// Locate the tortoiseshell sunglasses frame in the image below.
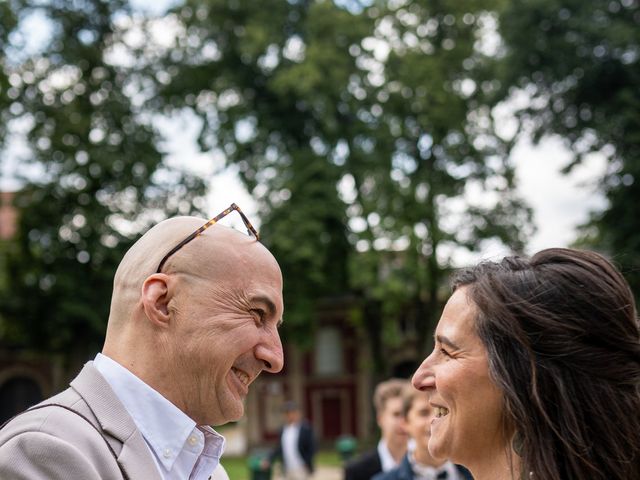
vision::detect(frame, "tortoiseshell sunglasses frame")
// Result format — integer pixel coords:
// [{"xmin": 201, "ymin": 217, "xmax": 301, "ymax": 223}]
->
[{"xmin": 155, "ymin": 203, "xmax": 259, "ymax": 273}]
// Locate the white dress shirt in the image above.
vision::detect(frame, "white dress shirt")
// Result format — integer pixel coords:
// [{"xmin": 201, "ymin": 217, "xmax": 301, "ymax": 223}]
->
[
  {"xmin": 282, "ymin": 422, "xmax": 306, "ymax": 472},
  {"xmin": 94, "ymin": 353, "xmax": 226, "ymax": 480},
  {"xmin": 377, "ymin": 439, "xmax": 401, "ymax": 472}
]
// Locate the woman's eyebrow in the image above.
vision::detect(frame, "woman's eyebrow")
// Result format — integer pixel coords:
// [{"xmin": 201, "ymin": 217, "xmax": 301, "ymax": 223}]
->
[{"xmin": 436, "ymin": 334, "xmax": 461, "ymax": 350}]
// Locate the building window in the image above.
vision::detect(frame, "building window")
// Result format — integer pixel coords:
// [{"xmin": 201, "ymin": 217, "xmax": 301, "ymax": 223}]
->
[{"xmin": 315, "ymin": 327, "xmax": 343, "ymax": 376}]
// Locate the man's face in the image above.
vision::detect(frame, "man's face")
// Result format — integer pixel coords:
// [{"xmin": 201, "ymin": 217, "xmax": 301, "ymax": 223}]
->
[
  {"xmin": 169, "ymin": 246, "xmax": 284, "ymax": 426},
  {"xmin": 404, "ymin": 393, "xmax": 435, "ymax": 457},
  {"xmin": 285, "ymin": 409, "xmax": 301, "ymax": 425},
  {"xmin": 377, "ymin": 395, "xmax": 409, "ymax": 448}
]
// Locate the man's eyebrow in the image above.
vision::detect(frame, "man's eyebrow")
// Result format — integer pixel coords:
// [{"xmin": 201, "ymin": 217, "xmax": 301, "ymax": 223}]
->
[
  {"xmin": 252, "ymin": 295, "xmax": 283, "ymax": 327},
  {"xmin": 436, "ymin": 334, "xmax": 461, "ymax": 351}
]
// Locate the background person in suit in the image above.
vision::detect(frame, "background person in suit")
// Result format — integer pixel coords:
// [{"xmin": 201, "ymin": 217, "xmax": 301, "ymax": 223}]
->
[
  {"xmin": 0, "ymin": 208, "xmax": 285, "ymax": 480},
  {"xmin": 269, "ymin": 400, "xmax": 316, "ymax": 479},
  {"xmin": 344, "ymin": 378, "xmax": 410, "ymax": 480},
  {"xmin": 373, "ymin": 384, "xmax": 472, "ymax": 480}
]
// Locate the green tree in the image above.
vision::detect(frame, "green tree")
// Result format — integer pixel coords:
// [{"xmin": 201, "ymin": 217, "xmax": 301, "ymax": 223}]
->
[
  {"xmin": 145, "ymin": 0, "xmax": 370, "ymax": 345},
  {"xmin": 492, "ymin": 0, "xmax": 640, "ymax": 296},
  {"xmin": 0, "ymin": 0, "xmax": 19, "ymax": 148},
  {"xmin": 148, "ymin": 0, "xmax": 532, "ymax": 373},
  {"xmin": 345, "ymin": 0, "xmax": 532, "ymax": 372},
  {"xmin": 0, "ymin": 1, "xmax": 21, "ymax": 334},
  {"xmin": 0, "ymin": 0, "xmax": 207, "ymax": 360}
]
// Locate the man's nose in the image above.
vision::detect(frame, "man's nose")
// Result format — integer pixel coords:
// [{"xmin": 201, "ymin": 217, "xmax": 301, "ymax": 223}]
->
[{"xmin": 256, "ymin": 329, "xmax": 284, "ymax": 373}]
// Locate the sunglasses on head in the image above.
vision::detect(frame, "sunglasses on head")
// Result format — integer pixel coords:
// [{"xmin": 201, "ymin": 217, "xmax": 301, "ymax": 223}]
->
[{"xmin": 156, "ymin": 203, "xmax": 259, "ymax": 274}]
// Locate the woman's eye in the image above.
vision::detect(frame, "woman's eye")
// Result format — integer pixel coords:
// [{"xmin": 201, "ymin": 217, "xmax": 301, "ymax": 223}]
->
[{"xmin": 439, "ymin": 347, "xmax": 451, "ymax": 358}]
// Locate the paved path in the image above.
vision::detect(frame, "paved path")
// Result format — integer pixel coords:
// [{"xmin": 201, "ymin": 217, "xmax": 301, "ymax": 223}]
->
[
  {"xmin": 272, "ymin": 466, "xmax": 342, "ymax": 480},
  {"xmin": 314, "ymin": 466, "xmax": 342, "ymax": 480}
]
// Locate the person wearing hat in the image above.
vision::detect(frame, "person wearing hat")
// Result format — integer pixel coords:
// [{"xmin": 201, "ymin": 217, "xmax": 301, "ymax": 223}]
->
[{"xmin": 269, "ymin": 400, "xmax": 316, "ymax": 480}]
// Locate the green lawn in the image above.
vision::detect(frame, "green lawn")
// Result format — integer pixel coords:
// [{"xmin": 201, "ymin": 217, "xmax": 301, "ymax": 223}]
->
[
  {"xmin": 221, "ymin": 450, "xmax": 343, "ymax": 480},
  {"xmin": 220, "ymin": 456, "xmax": 249, "ymax": 480},
  {"xmin": 316, "ymin": 450, "xmax": 343, "ymax": 467}
]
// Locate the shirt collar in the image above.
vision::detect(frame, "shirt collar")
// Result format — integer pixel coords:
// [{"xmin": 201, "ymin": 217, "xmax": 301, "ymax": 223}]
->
[
  {"xmin": 94, "ymin": 353, "xmax": 225, "ymax": 473},
  {"xmin": 377, "ymin": 439, "xmax": 400, "ymax": 472},
  {"xmin": 284, "ymin": 421, "xmax": 301, "ymax": 432},
  {"xmin": 407, "ymin": 442, "xmax": 454, "ymax": 480}
]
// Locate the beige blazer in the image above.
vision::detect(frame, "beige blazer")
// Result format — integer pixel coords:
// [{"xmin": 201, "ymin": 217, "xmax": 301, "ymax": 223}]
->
[{"xmin": 0, "ymin": 362, "xmax": 229, "ymax": 480}]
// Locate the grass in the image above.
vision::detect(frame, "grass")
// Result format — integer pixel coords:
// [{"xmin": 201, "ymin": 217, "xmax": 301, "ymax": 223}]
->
[
  {"xmin": 221, "ymin": 449, "xmax": 344, "ymax": 480},
  {"xmin": 220, "ymin": 456, "xmax": 250, "ymax": 480},
  {"xmin": 316, "ymin": 450, "xmax": 343, "ymax": 468}
]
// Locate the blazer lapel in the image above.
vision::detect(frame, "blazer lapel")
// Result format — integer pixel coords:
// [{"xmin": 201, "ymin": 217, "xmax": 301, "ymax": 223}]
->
[
  {"xmin": 118, "ymin": 429, "xmax": 163, "ymax": 479},
  {"xmin": 70, "ymin": 362, "xmax": 161, "ymax": 479}
]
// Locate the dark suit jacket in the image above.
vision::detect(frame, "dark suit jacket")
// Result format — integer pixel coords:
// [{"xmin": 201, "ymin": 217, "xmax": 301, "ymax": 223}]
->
[
  {"xmin": 271, "ymin": 420, "xmax": 316, "ymax": 473},
  {"xmin": 344, "ymin": 447, "xmax": 383, "ymax": 480},
  {"xmin": 371, "ymin": 454, "xmax": 473, "ymax": 480}
]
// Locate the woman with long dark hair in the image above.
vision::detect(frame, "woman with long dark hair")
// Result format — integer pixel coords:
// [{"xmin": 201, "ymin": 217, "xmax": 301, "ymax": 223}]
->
[{"xmin": 412, "ymin": 248, "xmax": 640, "ymax": 480}]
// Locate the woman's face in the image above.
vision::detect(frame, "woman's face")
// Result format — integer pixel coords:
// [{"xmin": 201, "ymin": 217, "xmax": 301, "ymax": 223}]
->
[{"xmin": 412, "ymin": 287, "xmax": 507, "ymax": 467}]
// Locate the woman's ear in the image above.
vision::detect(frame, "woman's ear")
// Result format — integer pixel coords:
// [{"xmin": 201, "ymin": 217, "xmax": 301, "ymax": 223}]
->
[
  {"xmin": 141, "ymin": 274, "xmax": 171, "ymax": 327},
  {"xmin": 511, "ymin": 431, "xmax": 524, "ymax": 457}
]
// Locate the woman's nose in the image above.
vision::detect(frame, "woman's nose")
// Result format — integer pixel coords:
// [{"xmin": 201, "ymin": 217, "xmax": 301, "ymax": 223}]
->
[{"xmin": 412, "ymin": 351, "xmax": 436, "ymax": 391}]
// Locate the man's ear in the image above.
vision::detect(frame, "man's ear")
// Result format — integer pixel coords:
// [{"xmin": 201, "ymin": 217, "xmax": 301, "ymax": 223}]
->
[{"xmin": 141, "ymin": 274, "xmax": 171, "ymax": 327}]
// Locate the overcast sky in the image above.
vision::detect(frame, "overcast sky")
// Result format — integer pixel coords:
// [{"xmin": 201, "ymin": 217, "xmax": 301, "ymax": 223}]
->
[{"xmin": 511, "ymin": 137, "xmax": 607, "ymax": 254}]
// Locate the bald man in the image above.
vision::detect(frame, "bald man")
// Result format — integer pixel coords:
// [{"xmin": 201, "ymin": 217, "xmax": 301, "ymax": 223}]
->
[{"xmin": 0, "ymin": 213, "xmax": 284, "ymax": 480}]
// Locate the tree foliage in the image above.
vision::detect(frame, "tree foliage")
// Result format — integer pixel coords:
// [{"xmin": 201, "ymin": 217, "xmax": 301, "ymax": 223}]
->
[
  {"xmin": 0, "ymin": 0, "xmax": 207, "ymax": 358},
  {"xmin": 146, "ymin": 0, "xmax": 532, "ymax": 372},
  {"xmin": 1, "ymin": 0, "xmax": 535, "ymax": 373},
  {"xmin": 0, "ymin": 0, "xmax": 20, "ymax": 148},
  {"xmin": 492, "ymin": 0, "xmax": 640, "ymax": 297}
]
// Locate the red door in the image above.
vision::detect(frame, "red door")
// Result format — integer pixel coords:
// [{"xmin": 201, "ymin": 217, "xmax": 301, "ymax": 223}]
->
[{"xmin": 321, "ymin": 393, "xmax": 343, "ymax": 438}]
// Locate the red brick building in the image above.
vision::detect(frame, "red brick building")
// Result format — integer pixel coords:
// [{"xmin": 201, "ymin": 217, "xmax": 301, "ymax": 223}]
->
[
  {"xmin": 0, "ymin": 192, "xmax": 18, "ymax": 240},
  {"xmin": 244, "ymin": 298, "xmax": 374, "ymax": 447}
]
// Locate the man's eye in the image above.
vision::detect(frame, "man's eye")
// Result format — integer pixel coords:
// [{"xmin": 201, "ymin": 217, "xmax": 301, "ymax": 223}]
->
[
  {"xmin": 252, "ymin": 309, "xmax": 265, "ymax": 322},
  {"xmin": 439, "ymin": 347, "xmax": 451, "ymax": 358}
]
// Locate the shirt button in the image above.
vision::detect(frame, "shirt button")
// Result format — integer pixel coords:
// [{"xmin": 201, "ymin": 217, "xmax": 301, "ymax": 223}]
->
[
  {"xmin": 188, "ymin": 435, "xmax": 198, "ymax": 446},
  {"xmin": 163, "ymin": 448, "xmax": 172, "ymax": 459}
]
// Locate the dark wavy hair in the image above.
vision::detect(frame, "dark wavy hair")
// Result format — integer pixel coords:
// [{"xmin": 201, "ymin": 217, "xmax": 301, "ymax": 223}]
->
[{"xmin": 452, "ymin": 248, "xmax": 640, "ymax": 480}]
